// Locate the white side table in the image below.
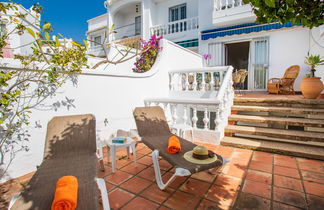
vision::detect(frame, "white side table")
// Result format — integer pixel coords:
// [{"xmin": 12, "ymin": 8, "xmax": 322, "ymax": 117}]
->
[{"xmin": 107, "ymin": 137, "xmax": 136, "ymax": 173}]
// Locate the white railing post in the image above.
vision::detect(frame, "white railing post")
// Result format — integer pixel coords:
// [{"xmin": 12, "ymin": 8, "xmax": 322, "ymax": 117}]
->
[
  {"xmin": 192, "ymin": 106, "xmax": 198, "ymax": 128},
  {"xmin": 193, "ymin": 73, "xmax": 197, "ymax": 91},
  {"xmin": 203, "ymin": 107, "xmax": 209, "ymax": 130},
  {"xmin": 171, "ymin": 104, "xmax": 178, "ymax": 125},
  {"xmin": 185, "ymin": 73, "xmax": 189, "ymax": 91},
  {"xmin": 214, "ymin": 108, "xmax": 221, "ymax": 131},
  {"xmin": 183, "ymin": 105, "xmax": 188, "ymax": 125},
  {"xmin": 201, "ymin": 73, "xmax": 206, "ymax": 91}
]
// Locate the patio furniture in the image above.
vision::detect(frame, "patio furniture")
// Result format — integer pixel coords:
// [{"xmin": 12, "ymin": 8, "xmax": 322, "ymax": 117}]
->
[
  {"xmin": 133, "ymin": 106, "xmax": 227, "ymax": 190},
  {"xmin": 232, "ymin": 69, "xmax": 248, "ymax": 90},
  {"xmin": 106, "ymin": 137, "xmax": 136, "ymax": 173},
  {"xmin": 267, "ymin": 65, "xmax": 300, "ymax": 94},
  {"xmin": 9, "ymin": 114, "xmax": 110, "ymax": 210}
]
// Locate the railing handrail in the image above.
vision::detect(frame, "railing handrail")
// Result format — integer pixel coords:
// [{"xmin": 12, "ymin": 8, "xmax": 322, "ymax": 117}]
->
[
  {"xmin": 216, "ymin": 66, "xmax": 233, "ymax": 100},
  {"xmin": 144, "ymin": 97, "xmax": 221, "ymax": 105},
  {"xmin": 150, "ymin": 16, "xmax": 199, "ymax": 29},
  {"xmin": 169, "ymin": 66, "xmax": 229, "ymax": 74}
]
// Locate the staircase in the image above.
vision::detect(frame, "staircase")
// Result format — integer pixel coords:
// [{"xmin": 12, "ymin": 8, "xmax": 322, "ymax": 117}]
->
[{"xmin": 222, "ymin": 97, "xmax": 324, "ymax": 160}]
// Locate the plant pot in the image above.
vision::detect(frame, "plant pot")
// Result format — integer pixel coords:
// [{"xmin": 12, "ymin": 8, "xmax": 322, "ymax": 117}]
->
[{"xmin": 300, "ymin": 77, "xmax": 324, "ymax": 99}]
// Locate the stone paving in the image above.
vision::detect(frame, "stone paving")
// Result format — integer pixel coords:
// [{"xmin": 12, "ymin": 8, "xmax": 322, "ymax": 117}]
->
[{"xmin": 1, "ymin": 142, "xmax": 324, "ymax": 210}]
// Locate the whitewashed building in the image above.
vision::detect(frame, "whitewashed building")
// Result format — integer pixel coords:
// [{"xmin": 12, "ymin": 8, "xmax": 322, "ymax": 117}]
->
[
  {"xmin": 88, "ymin": 0, "xmax": 324, "ymax": 91},
  {"xmin": 0, "ymin": 3, "xmax": 40, "ymax": 57}
]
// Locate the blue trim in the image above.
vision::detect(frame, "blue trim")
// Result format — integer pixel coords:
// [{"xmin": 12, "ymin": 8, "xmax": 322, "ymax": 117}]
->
[{"xmin": 201, "ymin": 22, "xmax": 297, "ymax": 41}]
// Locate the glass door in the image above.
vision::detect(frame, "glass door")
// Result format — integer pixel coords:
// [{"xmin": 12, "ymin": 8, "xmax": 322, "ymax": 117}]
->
[{"xmin": 251, "ymin": 38, "xmax": 269, "ymax": 90}]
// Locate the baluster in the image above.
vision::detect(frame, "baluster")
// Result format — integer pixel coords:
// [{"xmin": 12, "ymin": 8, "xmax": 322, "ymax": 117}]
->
[
  {"xmin": 169, "ymin": 73, "xmax": 173, "ymax": 90},
  {"xmin": 171, "ymin": 104, "xmax": 178, "ymax": 125},
  {"xmin": 185, "ymin": 73, "xmax": 189, "ymax": 91},
  {"xmin": 239, "ymin": 0, "xmax": 243, "ymax": 6},
  {"xmin": 232, "ymin": 0, "xmax": 235, "ymax": 8},
  {"xmin": 201, "ymin": 73, "xmax": 206, "ymax": 91},
  {"xmin": 176, "ymin": 73, "xmax": 182, "ymax": 90},
  {"xmin": 192, "ymin": 106, "xmax": 198, "ymax": 128},
  {"xmin": 226, "ymin": 0, "xmax": 229, "ymax": 9},
  {"xmin": 214, "ymin": 108, "xmax": 221, "ymax": 131},
  {"xmin": 193, "ymin": 73, "xmax": 197, "ymax": 90},
  {"xmin": 144, "ymin": 101, "xmax": 149, "ymax": 107},
  {"xmin": 203, "ymin": 107, "xmax": 210, "ymax": 130},
  {"xmin": 183, "ymin": 105, "xmax": 188, "ymax": 125},
  {"xmin": 219, "ymin": 0, "xmax": 222, "ymax": 11}
]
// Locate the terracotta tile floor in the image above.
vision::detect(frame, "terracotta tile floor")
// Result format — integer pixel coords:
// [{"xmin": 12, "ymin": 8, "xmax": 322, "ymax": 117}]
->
[{"xmin": 1, "ymin": 144, "xmax": 324, "ymax": 210}]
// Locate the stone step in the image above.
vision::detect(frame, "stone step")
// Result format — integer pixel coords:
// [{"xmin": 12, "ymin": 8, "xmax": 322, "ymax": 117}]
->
[
  {"xmin": 234, "ymin": 97, "xmax": 324, "ymax": 108},
  {"xmin": 221, "ymin": 136, "xmax": 324, "ymax": 160},
  {"xmin": 229, "ymin": 114, "xmax": 324, "ymax": 128},
  {"xmin": 232, "ymin": 105, "xmax": 324, "ymax": 115},
  {"xmin": 225, "ymin": 125, "xmax": 324, "ymax": 143}
]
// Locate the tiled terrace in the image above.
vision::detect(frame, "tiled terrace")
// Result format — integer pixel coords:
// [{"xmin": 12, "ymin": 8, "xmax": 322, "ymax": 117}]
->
[{"xmin": 1, "ymin": 142, "xmax": 324, "ymax": 210}]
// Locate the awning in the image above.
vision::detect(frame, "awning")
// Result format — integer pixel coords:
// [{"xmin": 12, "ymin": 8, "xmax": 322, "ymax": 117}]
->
[
  {"xmin": 201, "ymin": 22, "xmax": 297, "ymax": 41},
  {"xmin": 175, "ymin": 39, "xmax": 199, "ymax": 48}
]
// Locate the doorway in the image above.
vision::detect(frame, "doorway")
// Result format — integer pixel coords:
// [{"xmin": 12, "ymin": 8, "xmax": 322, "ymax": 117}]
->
[{"xmin": 225, "ymin": 42, "xmax": 250, "ymax": 89}]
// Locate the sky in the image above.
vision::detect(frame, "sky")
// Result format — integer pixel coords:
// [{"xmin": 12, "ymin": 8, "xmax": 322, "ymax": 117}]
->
[{"xmin": 5, "ymin": 0, "xmax": 107, "ymax": 42}]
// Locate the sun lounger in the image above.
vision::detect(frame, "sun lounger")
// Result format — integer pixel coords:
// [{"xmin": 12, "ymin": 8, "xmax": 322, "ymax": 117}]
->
[
  {"xmin": 9, "ymin": 114, "xmax": 110, "ymax": 210},
  {"xmin": 133, "ymin": 106, "xmax": 228, "ymax": 190}
]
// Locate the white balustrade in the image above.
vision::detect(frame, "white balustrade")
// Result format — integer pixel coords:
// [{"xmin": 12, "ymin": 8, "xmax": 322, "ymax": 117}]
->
[
  {"xmin": 150, "ymin": 17, "xmax": 199, "ymax": 37},
  {"xmin": 215, "ymin": 0, "xmax": 244, "ymax": 11},
  {"xmin": 144, "ymin": 66, "xmax": 234, "ymax": 142},
  {"xmin": 168, "ymin": 67, "xmax": 227, "ymax": 92}
]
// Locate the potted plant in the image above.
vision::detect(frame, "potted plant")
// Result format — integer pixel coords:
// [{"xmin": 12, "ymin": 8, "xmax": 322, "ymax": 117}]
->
[{"xmin": 300, "ymin": 54, "xmax": 324, "ymax": 99}]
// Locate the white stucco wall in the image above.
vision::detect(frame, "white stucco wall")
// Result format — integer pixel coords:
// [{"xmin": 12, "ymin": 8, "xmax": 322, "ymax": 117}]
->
[
  {"xmin": 87, "ymin": 14, "xmax": 108, "ymax": 32},
  {"xmin": 0, "ymin": 39, "xmax": 202, "ymax": 182},
  {"xmin": 199, "ymin": 26, "xmax": 324, "ymax": 91}
]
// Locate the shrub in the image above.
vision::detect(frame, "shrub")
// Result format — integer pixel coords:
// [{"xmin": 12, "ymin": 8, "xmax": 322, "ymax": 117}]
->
[{"xmin": 133, "ymin": 35, "xmax": 163, "ymax": 73}]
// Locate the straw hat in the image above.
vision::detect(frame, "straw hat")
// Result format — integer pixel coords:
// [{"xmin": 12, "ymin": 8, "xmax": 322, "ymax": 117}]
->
[{"xmin": 183, "ymin": 146, "xmax": 218, "ymax": 164}]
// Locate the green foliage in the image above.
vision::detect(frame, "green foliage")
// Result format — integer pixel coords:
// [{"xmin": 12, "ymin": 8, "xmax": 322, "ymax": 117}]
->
[
  {"xmin": 305, "ymin": 54, "xmax": 324, "ymax": 68},
  {"xmin": 243, "ymin": 0, "xmax": 324, "ymax": 28},
  {"xmin": 0, "ymin": 1, "xmax": 88, "ymax": 175}
]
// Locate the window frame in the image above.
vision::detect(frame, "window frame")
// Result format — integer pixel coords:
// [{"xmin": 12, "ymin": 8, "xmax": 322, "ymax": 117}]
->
[{"xmin": 168, "ymin": 3, "xmax": 187, "ymax": 22}]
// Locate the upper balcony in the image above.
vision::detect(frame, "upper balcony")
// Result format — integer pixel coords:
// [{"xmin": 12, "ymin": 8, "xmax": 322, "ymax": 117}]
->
[
  {"xmin": 213, "ymin": 0, "xmax": 256, "ymax": 27},
  {"xmin": 109, "ymin": 1, "xmax": 142, "ymax": 44},
  {"xmin": 150, "ymin": 17, "xmax": 199, "ymax": 40}
]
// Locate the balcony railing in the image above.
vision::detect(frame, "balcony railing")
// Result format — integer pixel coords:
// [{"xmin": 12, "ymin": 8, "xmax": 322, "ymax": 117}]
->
[
  {"xmin": 112, "ymin": 23, "xmax": 141, "ymax": 41},
  {"xmin": 214, "ymin": 0, "xmax": 244, "ymax": 11},
  {"xmin": 144, "ymin": 66, "xmax": 234, "ymax": 142},
  {"xmin": 150, "ymin": 17, "xmax": 199, "ymax": 37}
]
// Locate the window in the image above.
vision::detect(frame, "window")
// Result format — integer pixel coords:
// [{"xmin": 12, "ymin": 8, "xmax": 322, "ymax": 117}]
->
[
  {"xmin": 135, "ymin": 16, "xmax": 141, "ymax": 35},
  {"xmin": 169, "ymin": 4, "xmax": 187, "ymax": 22},
  {"xmin": 168, "ymin": 4, "xmax": 187, "ymax": 33},
  {"xmin": 93, "ymin": 36, "xmax": 102, "ymax": 46}
]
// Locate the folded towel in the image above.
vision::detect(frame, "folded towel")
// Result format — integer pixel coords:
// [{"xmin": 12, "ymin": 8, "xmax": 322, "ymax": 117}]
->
[
  {"xmin": 112, "ymin": 137, "xmax": 127, "ymax": 143},
  {"xmin": 51, "ymin": 176, "xmax": 78, "ymax": 210},
  {"xmin": 168, "ymin": 136, "xmax": 181, "ymax": 154}
]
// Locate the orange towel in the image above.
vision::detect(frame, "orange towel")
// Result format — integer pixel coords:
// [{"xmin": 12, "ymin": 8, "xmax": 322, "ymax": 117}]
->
[
  {"xmin": 168, "ymin": 136, "xmax": 181, "ymax": 154},
  {"xmin": 51, "ymin": 176, "xmax": 78, "ymax": 210}
]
